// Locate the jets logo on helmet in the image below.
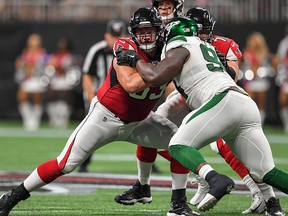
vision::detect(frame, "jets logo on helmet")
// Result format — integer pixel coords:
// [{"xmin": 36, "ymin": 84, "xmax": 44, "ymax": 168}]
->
[{"xmin": 164, "ymin": 17, "xmax": 198, "ymax": 43}]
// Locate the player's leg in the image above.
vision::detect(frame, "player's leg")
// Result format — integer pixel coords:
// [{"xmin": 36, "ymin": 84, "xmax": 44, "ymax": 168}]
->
[
  {"xmin": 189, "ymin": 173, "xmax": 209, "ymax": 206},
  {"xmin": 225, "ymin": 93, "xmax": 287, "ymax": 215},
  {"xmin": 211, "ymin": 139, "xmax": 266, "ymax": 214},
  {"xmin": 215, "ymin": 139, "xmax": 285, "ymax": 215},
  {"xmin": 156, "ymin": 93, "xmax": 200, "ymax": 215},
  {"xmin": 126, "ymin": 111, "xmax": 200, "ymax": 215},
  {"xmin": 228, "ymin": 127, "xmax": 286, "ymax": 215},
  {"xmin": 256, "ymin": 183, "xmax": 286, "ymax": 216},
  {"xmin": 0, "ymin": 98, "xmax": 122, "ymax": 215},
  {"xmin": 167, "ymin": 157, "xmax": 198, "ymax": 216},
  {"xmin": 114, "ymin": 109, "xmax": 177, "ymax": 206},
  {"xmin": 168, "ymin": 91, "xmax": 239, "ymax": 212},
  {"xmin": 114, "ymin": 145, "xmax": 156, "ymax": 205}
]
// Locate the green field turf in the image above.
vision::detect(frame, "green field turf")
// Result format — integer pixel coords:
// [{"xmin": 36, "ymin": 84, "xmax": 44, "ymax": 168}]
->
[{"xmin": 0, "ymin": 120, "xmax": 288, "ymax": 215}]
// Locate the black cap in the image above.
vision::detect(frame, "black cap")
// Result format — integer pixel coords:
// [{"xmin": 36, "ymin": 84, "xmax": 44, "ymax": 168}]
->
[{"xmin": 106, "ymin": 20, "xmax": 126, "ymax": 36}]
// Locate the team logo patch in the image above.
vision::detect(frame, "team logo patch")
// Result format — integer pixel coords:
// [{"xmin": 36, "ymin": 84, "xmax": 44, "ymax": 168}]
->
[{"xmin": 235, "ymin": 48, "xmax": 241, "ymax": 54}]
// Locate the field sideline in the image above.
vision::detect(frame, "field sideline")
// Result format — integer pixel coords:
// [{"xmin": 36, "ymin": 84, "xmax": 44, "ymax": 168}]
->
[{"xmin": 0, "ymin": 121, "xmax": 287, "ymax": 215}]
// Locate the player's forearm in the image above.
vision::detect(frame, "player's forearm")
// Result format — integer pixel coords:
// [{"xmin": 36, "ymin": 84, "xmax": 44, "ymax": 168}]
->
[
  {"xmin": 123, "ymin": 72, "xmax": 150, "ymax": 93},
  {"xmin": 136, "ymin": 60, "xmax": 171, "ymax": 86}
]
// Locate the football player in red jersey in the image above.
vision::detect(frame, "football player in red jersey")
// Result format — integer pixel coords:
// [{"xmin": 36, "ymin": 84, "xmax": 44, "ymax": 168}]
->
[
  {"xmin": 114, "ymin": 2, "xmax": 200, "ymax": 216},
  {"xmin": 185, "ymin": 7, "xmax": 285, "ymax": 216},
  {"xmin": 0, "ymin": 7, "xmax": 200, "ymax": 216}
]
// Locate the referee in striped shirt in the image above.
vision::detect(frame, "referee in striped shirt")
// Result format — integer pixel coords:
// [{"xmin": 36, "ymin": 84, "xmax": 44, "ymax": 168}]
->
[{"xmin": 79, "ymin": 20, "xmax": 127, "ymax": 173}]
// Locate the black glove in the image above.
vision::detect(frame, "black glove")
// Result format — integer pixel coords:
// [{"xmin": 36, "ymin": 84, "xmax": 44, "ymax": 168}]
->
[
  {"xmin": 116, "ymin": 47, "xmax": 141, "ymax": 68},
  {"xmin": 216, "ymin": 50, "xmax": 236, "ymax": 80},
  {"xmin": 226, "ymin": 66, "xmax": 236, "ymax": 80},
  {"xmin": 216, "ymin": 50, "xmax": 227, "ymax": 68}
]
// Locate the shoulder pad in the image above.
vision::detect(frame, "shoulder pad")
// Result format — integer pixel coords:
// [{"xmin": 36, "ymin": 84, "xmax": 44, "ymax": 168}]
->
[
  {"xmin": 113, "ymin": 37, "xmax": 138, "ymax": 56},
  {"xmin": 212, "ymin": 35, "xmax": 242, "ymax": 59}
]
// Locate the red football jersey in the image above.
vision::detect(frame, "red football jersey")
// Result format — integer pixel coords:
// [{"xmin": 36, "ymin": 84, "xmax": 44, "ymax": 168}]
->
[
  {"xmin": 97, "ymin": 37, "xmax": 167, "ymax": 123},
  {"xmin": 211, "ymin": 35, "xmax": 242, "ymax": 61}
]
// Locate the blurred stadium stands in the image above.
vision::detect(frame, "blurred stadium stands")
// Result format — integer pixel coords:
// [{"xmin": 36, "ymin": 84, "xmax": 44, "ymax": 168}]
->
[
  {"xmin": 0, "ymin": 0, "xmax": 287, "ymax": 125},
  {"xmin": 0, "ymin": 0, "xmax": 287, "ymax": 23}
]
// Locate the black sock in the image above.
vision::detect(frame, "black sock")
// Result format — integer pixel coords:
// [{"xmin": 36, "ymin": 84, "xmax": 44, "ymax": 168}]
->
[
  {"xmin": 171, "ymin": 188, "xmax": 186, "ymax": 202},
  {"xmin": 205, "ymin": 170, "xmax": 218, "ymax": 183},
  {"xmin": 14, "ymin": 183, "xmax": 30, "ymax": 200}
]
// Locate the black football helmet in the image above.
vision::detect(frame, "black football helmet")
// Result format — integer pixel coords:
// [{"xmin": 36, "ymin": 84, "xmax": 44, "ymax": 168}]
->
[
  {"xmin": 152, "ymin": 0, "xmax": 184, "ymax": 23},
  {"xmin": 185, "ymin": 7, "xmax": 215, "ymax": 42},
  {"xmin": 129, "ymin": 7, "xmax": 164, "ymax": 52}
]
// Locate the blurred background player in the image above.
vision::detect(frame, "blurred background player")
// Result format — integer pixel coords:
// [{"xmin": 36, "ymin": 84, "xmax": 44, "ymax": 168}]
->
[
  {"xmin": 153, "ymin": 0, "xmax": 184, "ymax": 25},
  {"xmin": 275, "ymin": 26, "xmax": 288, "ymax": 133},
  {"xmin": 78, "ymin": 19, "xmax": 127, "ymax": 173},
  {"xmin": 46, "ymin": 37, "xmax": 82, "ymax": 129},
  {"xmin": 240, "ymin": 32, "xmax": 277, "ymax": 125},
  {"xmin": 14, "ymin": 33, "xmax": 49, "ymax": 131}
]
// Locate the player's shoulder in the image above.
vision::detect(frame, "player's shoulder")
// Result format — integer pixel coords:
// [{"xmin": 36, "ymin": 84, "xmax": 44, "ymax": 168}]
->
[
  {"xmin": 212, "ymin": 34, "xmax": 242, "ymax": 58},
  {"xmin": 165, "ymin": 36, "xmax": 200, "ymax": 52},
  {"xmin": 113, "ymin": 37, "xmax": 138, "ymax": 54},
  {"xmin": 211, "ymin": 34, "xmax": 238, "ymax": 47}
]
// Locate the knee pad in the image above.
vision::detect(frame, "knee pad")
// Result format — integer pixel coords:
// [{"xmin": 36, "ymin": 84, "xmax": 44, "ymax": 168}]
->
[
  {"xmin": 157, "ymin": 149, "xmax": 172, "ymax": 161},
  {"xmin": 37, "ymin": 159, "xmax": 63, "ymax": 184}
]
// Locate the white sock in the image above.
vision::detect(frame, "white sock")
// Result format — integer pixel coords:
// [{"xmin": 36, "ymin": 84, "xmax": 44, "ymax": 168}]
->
[
  {"xmin": 19, "ymin": 102, "xmax": 31, "ymax": 129},
  {"xmin": 242, "ymin": 174, "xmax": 260, "ymax": 195},
  {"xmin": 171, "ymin": 173, "xmax": 189, "ymax": 190},
  {"xmin": 137, "ymin": 159, "xmax": 153, "ymax": 185},
  {"xmin": 257, "ymin": 183, "xmax": 275, "ymax": 201},
  {"xmin": 198, "ymin": 164, "xmax": 214, "ymax": 180},
  {"xmin": 23, "ymin": 169, "xmax": 46, "ymax": 192}
]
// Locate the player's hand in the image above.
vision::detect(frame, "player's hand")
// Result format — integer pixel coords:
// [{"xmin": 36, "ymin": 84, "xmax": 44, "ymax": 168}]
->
[
  {"xmin": 216, "ymin": 50, "xmax": 227, "ymax": 68},
  {"xmin": 116, "ymin": 47, "xmax": 141, "ymax": 68}
]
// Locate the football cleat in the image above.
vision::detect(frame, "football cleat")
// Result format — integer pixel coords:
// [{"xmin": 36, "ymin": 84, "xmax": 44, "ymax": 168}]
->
[
  {"xmin": 242, "ymin": 191, "xmax": 266, "ymax": 214},
  {"xmin": 114, "ymin": 180, "xmax": 152, "ymax": 205},
  {"xmin": 197, "ymin": 174, "xmax": 235, "ymax": 212},
  {"xmin": 167, "ymin": 197, "xmax": 200, "ymax": 216},
  {"xmin": 0, "ymin": 184, "xmax": 30, "ymax": 216},
  {"xmin": 189, "ymin": 174, "xmax": 209, "ymax": 206},
  {"xmin": 265, "ymin": 197, "xmax": 286, "ymax": 216}
]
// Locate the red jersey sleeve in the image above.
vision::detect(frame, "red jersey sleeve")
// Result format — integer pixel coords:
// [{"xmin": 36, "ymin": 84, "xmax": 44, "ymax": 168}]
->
[{"xmin": 212, "ymin": 35, "xmax": 242, "ymax": 61}]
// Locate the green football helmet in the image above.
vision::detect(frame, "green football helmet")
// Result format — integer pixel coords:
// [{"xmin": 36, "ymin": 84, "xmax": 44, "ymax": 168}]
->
[{"xmin": 163, "ymin": 17, "xmax": 198, "ymax": 43}]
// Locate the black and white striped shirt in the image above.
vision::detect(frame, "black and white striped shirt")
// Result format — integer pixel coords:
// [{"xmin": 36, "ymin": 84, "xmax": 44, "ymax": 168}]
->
[{"xmin": 82, "ymin": 40, "xmax": 114, "ymax": 92}]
